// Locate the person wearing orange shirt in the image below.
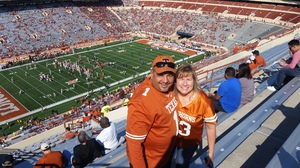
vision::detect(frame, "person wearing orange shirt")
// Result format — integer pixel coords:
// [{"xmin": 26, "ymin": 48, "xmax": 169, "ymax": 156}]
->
[
  {"xmin": 241, "ymin": 44, "xmax": 248, "ymax": 51},
  {"xmin": 64, "ymin": 127, "xmax": 78, "ymax": 140},
  {"xmin": 233, "ymin": 43, "xmax": 239, "ymax": 54},
  {"xmin": 252, "ymin": 50, "xmax": 266, "ymax": 71},
  {"xmin": 126, "ymin": 56, "xmax": 178, "ymax": 168},
  {"xmin": 34, "ymin": 143, "xmax": 65, "ymax": 168},
  {"xmin": 174, "ymin": 64, "xmax": 217, "ymax": 168}
]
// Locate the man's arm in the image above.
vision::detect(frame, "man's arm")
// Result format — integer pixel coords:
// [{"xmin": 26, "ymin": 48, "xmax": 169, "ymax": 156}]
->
[
  {"xmin": 126, "ymin": 141, "xmax": 147, "ymax": 167},
  {"xmin": 91, "ymin": 138, "xmax": 105, "ymax": 157},
  {"xmin": 208, "ymin": 93, "xmax": 221, "ymax": 100},
  {"xmin": 126, "ymin": 100, "xmax": 154, "ymax": 168},
  {"xmin": 33, "ymin": 158, "xmax": 44, "ymax": 168},
  {"xmin": 92, "ymin": 129, "xmax": 102, "ymax": 135},
  {"xmin": 282, "ymin": 53, "xmax": 300, "ymax": 69},
  {"xmin": 72, "ymin": 148, "xmax": 83, "ymax": 168}
]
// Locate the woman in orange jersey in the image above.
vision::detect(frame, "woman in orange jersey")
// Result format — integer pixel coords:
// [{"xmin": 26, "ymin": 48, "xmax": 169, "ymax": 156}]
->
[{"xmin": 174, "ymin": 64, "xmax": 217, "ymax": 168}]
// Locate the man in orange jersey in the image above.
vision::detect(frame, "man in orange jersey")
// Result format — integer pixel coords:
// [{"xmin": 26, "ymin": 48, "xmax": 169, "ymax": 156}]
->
[
  {"xmin": 126, "ymin": 56, "xmax": 178, "ymax": 168},
  {"xmin": 34, "ymin": 143, "xmax": 65, "ymax": 168},
  {"xmin": 252, "ymin": 50, "xmax": 266, "ymax": 71}
]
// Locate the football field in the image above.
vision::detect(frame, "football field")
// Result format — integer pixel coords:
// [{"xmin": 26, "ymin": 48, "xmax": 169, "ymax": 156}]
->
[{"xmin": 0, "ymin": 40, "xmax": 202, "ymax": 121}]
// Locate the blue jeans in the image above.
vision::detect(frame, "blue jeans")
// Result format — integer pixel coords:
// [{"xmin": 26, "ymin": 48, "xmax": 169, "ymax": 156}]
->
[
  {"xmin": 273, "ymin": 67, "xmax": 300, "ymax": 89},
  {"xmin": 175, "ymin": 146, "xmax": 198, "ymax": 168},
  {"xmin": 62, "ymin": 150, "xmax": 73, "ymax": 167}
]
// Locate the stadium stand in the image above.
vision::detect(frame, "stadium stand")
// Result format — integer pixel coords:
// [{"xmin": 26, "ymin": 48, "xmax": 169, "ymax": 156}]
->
[
  {"xmin": 266, "ymin": 123, "xmax": 300, "ymax": 168},
  {"xmin": 12, "ymin": 109, "xmax": 127, "ymax": 168},
  {"xmin": 83, "ymin": 37, "xmax": 300, "ymax": 167},
  {"xmin": 191, "ymin": 76, "xmax": 300, "ymax": 167}
]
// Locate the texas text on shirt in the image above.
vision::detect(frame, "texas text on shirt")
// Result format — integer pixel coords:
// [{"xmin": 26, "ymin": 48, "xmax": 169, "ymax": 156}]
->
[{"xmin": 177, "ymin": 91, "xmax": 218, "ymax": 148}]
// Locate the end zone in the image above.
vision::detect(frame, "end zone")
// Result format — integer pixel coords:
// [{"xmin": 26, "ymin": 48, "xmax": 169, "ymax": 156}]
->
[{"xmin": 0, "ymin": 87, "xmax": 29, "ymax": 122}]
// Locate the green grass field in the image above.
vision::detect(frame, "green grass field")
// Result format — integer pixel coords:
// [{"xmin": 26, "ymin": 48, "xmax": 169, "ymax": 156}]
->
[{"xmin": 1, "ymin": 40, "xmax": 202, "ymax": 111}]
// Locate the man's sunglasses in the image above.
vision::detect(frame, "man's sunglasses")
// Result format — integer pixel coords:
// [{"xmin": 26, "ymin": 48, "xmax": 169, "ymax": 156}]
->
[{"xmin": 154, "ymin": 62, "xmax": 176, "ymax": 68}]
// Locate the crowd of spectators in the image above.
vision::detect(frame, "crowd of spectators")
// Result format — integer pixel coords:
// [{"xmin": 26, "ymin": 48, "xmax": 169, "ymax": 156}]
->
[
  {"xmin": 112, "ymin": 7, "xmax": 283, "ymax": 50},
  {"xmin": 0, "ymin": 1, "xmax": 287, "ymax": 63},
  {"xmin": 0, "ymin": 1, "xmax": 128, "ymax": 60}
]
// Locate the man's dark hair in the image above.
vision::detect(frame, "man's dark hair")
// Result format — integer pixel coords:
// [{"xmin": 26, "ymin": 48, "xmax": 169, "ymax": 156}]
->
[
  {"xmin": 66, "ymin": 127, "xmax": 71, "ymax": 131},
  {"xmin": 225, "ymin": 67, "xmax": 236, "ymax": 77},
  {"xmin": 288, "ymin": 39, "xmax": 299, "ymax": 47},
  {"xmin": 2, "ymin": 154, "xmax": 14, "ymax": 168},
  {"xmin": 100, "ymin": 117, "xmax": 110, "ymax": 128}
]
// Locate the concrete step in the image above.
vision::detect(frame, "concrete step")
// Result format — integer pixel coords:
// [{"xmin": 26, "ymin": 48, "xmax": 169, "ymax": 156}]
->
[{"xmin": 218, "ymin": 88, "xmax": 300, "ymax": 168}]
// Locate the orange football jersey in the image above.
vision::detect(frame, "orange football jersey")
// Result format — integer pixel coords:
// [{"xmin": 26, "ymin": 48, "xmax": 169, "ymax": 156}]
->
[
  {"xmin": 126, "ymin": 77, "xmax": 178, "ymax": 168},
  {"xmin": 255, "ymin": 55, "xmax": 266, "ymax": 67},
  {"xmin": 176, "ymin": 91, "xmax": 217, "ymax": 148}
]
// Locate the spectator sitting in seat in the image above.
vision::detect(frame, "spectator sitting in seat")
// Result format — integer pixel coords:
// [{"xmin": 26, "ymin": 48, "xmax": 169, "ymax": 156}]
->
[
  {"xmin": 2, "ymin": 154, "xmax": 14, "ymax": 168},
  {"xmin": 63, "ymin": 127, "xmax": 78, "ymax": 140},
  {"xmin": 267, "ymin": 39, "xmax": 300, "ymax": 92},
  {"xmin": 82, "ymin": 113, "xmax": 91, "ymax": 124},
  {"xmin": 236, "ymin": 63, "xmax": 254, "ymax": 106},
  {"xmin": 247, "ymin": 55, "xmax": 259, "ymax": 76},
  {"xmin": 92, "ymin": 117, "xmax": 119, "ymax": 154},
  {"xmin": 34, "ymin": 143, "xmax": 65, "ymax": 168},
  {"xmin": 119, "ymin": 87, "xmax": 125, "ymax": 100},
  {"xmin": 101, "ymin": 102, "xmax": 112, "ymax": 116},
  {"xmin": 75, "ymin": 119, "xmax": 83, "ymax": 128},
  {"xmin": 123, "ymin": 97, "xmax": 130, "ymax": 106},
  {"xmin": 252, "ymin": 50, "xmax": 266, "ymax": 71},
  {"xmin": 208, "ymin": 67, "xmax": 241, "ymax": 113},
  {"xmin": 72, "ymin": 131, "xmax": 104, "ymax": 168}
]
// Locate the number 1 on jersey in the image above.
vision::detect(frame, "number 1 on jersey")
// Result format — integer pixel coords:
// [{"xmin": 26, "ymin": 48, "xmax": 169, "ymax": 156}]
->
[{"xmin": 142, "ymin": 88, "xmax": 150, "ymax": 96}]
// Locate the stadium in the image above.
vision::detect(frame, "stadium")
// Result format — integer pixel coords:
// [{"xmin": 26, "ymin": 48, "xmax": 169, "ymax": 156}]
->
[{"xmin": 0, "ymin": 0, "xmax": 299, "ymax": 167}]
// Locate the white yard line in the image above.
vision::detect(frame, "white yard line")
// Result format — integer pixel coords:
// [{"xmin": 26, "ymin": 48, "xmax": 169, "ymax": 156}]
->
[{"xmin": 0, "ymin": 73, "xmax": 42, "ymax": 107}]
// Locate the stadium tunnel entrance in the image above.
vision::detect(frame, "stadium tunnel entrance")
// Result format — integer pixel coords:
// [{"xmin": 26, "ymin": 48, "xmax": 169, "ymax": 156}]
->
[{"xmin": 177, "ymin": 31, "xmax": 194, "ymax": 39}]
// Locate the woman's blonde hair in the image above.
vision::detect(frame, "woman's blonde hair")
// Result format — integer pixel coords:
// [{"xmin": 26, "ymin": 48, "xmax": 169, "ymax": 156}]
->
[{"xmin": 174, "ymin": 64, "xmax": 200, "ymax": 99}]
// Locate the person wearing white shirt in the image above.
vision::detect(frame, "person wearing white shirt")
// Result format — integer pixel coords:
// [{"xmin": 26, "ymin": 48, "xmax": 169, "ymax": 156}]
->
[{"xmin": 94, "ymin": 117, "xmax": 118, "ymax": 154}]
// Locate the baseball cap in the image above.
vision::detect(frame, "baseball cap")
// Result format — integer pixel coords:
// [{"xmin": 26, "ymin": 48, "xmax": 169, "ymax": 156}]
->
[
  {"xmin": 252, "ymin": 50, "xmax": 259, "ymax": 56},
  {"xmin": 152, "ymin": 56, "xmax": 176, "ymax": 74},
  {"xmin": 40, "ymin": 143, "xmax": 50, "ymax": 151},
  {"xmin": 2, "ymin": 155, "xmax": 14, "ymax": 167}
]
